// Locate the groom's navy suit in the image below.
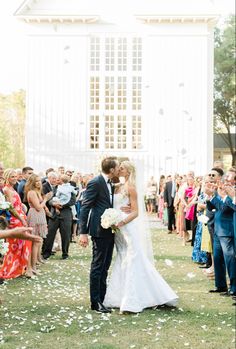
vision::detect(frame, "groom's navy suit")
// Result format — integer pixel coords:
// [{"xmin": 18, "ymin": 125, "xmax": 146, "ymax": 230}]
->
[{"xmin": 79, "ymin": 174, "xmax": 114, "ymax": 305}]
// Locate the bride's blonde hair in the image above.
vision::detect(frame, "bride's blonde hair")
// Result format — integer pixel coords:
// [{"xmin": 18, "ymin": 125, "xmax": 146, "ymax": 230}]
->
[{"xmin": 121, "ymin": 161, "xmax": 136, "ymax": 187}]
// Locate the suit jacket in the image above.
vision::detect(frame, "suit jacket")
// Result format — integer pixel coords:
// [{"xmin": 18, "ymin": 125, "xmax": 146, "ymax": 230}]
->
[
  {"xmin": 206, "ymin": 194, "xmax": 234, "ymax": 237},
  {"xmin": 79, "ymin": 175, "xmax": 113, "ymax": 238},
  {"xmin": 164, "ymin": 181, "xmax": 175, "ymax": 207}
]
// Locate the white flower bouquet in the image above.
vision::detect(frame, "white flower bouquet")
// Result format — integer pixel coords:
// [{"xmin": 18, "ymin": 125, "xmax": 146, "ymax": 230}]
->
[
  {"xmin": 101, "ymin": 208, "xmax": 122, "ymax": 233},
  {"xmin": 0, "ymin": 201, "xmax": 11, "ymax": 210},
  {"xmin": 0, "ymin": 239, "xmax": 9, "ymax": 255},
  {"xmin": 197, "ymin": 214, "xmax": 209, "ymax": 224}
]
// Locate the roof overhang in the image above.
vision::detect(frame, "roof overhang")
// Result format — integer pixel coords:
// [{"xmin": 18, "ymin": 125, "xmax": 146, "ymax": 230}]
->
[
  {"xmin": 15, "ymin": 15, "xmax": 100, "ymax": 24},
  {"xmin": 135, "ymin": 15, "xmax": 219, "ymax": 24}
]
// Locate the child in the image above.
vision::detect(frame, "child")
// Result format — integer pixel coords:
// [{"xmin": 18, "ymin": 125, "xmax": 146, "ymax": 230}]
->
[{"xmin": 52, "ymin": 175, "xmax": 77, "ymax": 219}]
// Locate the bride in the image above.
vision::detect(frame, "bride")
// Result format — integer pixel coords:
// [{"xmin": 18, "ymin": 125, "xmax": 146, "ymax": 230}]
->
[{"xmin": 104, "ymin": 160, "xmax": 178, "ymax": 313}]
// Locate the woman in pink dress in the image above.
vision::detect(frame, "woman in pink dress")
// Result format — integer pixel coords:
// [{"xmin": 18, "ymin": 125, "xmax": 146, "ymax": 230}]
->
[
  {"xmin": 182, "ymin": 176, "xmax": 199, "ymax": 245},
  {"xmin": 0, "ymin": 169, "xmax": 32, "ymax": 279},
  {"xmin": 25, "ymin": 174, "xmax": 52, "ymax": 275}
]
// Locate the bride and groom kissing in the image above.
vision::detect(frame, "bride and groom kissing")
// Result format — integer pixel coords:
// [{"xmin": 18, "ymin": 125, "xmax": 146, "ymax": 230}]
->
[{"xmin": 79, "ymin": 156, "xmax": 178, "ymax": 314}]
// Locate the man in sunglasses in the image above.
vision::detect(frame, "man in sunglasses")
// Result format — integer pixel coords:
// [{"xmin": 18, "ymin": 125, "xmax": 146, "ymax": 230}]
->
[
  {"xmin": 205, "ymin": 168, "xmax": 236, "ymax": 299},
  {"xmin": 200, "ymin": 168, "xmax": 224, "ymax": 271}
]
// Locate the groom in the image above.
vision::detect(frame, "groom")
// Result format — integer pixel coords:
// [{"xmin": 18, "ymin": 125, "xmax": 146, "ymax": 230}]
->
[{"xmin": 79, "ymin": 157, "xmax": 120, "ymax": 313}]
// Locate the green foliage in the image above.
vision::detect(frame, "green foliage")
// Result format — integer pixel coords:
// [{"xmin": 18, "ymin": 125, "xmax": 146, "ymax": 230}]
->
[
  {"xmin": 214, "ymin": 15, "xmax": 236, "ymax": 165},
  {"xmin": 0, "ymin": 89, "xmax": 26, "ymax": 168}
]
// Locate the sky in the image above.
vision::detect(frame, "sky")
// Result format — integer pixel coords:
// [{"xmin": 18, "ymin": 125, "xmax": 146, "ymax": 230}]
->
[{"xmin": 0, "ymin": 0, "xmax": 235, "ymax": 94}]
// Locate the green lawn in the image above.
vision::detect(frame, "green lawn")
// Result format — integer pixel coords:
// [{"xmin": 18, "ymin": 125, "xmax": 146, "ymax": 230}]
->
[{"xmin": 0, "ymin": 227, "xmax": 235, "ymax": 349}]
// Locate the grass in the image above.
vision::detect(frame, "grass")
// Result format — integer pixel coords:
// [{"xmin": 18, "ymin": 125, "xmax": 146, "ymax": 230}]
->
[{"xmin": 0, "ymin": 225, "xmax": 235, "ymax": 349}]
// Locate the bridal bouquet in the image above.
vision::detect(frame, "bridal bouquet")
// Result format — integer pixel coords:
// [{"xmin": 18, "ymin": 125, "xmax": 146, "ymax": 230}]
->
[{"xmin": 101, "ymin": 208, "xmax": 122, "ymax": 233}]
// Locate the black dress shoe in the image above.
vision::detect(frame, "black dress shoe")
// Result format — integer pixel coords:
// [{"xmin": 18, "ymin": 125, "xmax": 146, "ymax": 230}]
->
[
  {"xmin": 42, "ymin": 254, "xmax": 50, "ymax": 260},
  {"xmin": 209, "ymin": 288, "xmax": 228, "ymax": 293},
  {"xmin": 61, "ymin": 255, "xmax": 69, "ymax": 260},
  {"xmin": 199, "ymin": 264, "xmax": 212, "ymax": 269},
  {"xmin": 91, "ymin": 302, "xmax": 111, "ymax": 313}
]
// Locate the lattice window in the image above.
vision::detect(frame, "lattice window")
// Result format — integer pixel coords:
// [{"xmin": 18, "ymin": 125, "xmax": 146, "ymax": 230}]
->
[
  {"xmin": 90, "ymin": 37, "xmax": 100, "ymax": 71},
  {"xmin": 132, "ymin": 76, "xmax": 142, "ymax": 110},
  {"xmin": 90, "ymin": 77, "xmax": 100, "ymax": 110},
  {"xmin": 132, "ymin": 115, "xmax": 142, "ymax": 149},
  {"xmin": 118, "ymin": 38, "xmax": 127, "ymax": 71},
  {"xmin": 105, "ymin": 38, "xmax": 115, "ymax": 71},
  {"xmin": 118, "ymin": 76, "xmax": 127, "ymax": 110},
  {"xmin": 89, "ymin": 36, "xmax": 143, "ymax": 151},
  {"xmin": 132, "ymin": 37, "xmax": 142, "ymax": 71},
  {"xmin": 117, "ymin": 115, "xmax": 127, "ymax": 149},
  {"xmin": 105, "ymin": 77, "xmax": 115, "ymax": 110},
  {"xmin": 90, "ymin": 115, "xmax": 100, "ymax": 149},
  {"xmin": 105, "ymin": 115, "xmax": 115, "ymax": 149}
]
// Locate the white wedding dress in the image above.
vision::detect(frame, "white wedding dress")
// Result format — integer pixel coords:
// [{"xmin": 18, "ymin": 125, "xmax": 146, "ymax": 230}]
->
[{"xmin": 104, "ymin": 192, "xmax": 178, "ymax": 313}]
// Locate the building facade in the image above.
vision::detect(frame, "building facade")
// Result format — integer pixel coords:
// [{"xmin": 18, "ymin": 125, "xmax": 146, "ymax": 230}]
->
[{"xmin": 15, "ymin": 0, "xmax": 218, "ymax": 177}]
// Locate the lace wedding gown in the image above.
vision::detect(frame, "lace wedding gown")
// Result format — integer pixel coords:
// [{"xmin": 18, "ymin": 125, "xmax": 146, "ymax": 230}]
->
[{"xmin": 104, "ymin": 192, "xmax": 178, "ymax": 313}]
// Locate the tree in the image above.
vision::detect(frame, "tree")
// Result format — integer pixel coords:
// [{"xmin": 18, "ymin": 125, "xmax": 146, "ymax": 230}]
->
[
  {"xmin": 214, "ymin": 15, "xmax": 236, "ymax": 166},
  {"xmin": 0, "ymin": 90, "xmax": 26, "ymax": 168}
]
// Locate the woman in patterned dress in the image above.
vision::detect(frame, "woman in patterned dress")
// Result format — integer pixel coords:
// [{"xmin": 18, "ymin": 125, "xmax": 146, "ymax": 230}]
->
[
  {"xmin": 0, "ymin": 169, "xmax": 31, "ymax": 279},
  {"xmin": 25, "ymin": 174, "xmax": 52, "ymax": 275}
]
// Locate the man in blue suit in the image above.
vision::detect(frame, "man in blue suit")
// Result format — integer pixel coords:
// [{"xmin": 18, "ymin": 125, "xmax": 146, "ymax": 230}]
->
[
  {"xmin": 79, "ymin": 157, "xmax": 120, "ymax": 313},
  {"xmin": 206, "ymin": 168, "xmax": 236, "ymax": 297}
]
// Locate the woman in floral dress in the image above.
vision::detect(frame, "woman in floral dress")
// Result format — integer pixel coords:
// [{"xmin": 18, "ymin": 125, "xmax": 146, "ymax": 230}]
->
[{"xmin": 0, "ymin": 169, "xmax": 32, "ymax": 279}]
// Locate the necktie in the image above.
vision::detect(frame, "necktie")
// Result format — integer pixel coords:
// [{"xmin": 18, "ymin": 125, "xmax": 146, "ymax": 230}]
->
[
  {"xmin": 171, "ymin": 181, "xmax": 176, "ymax": 198},
  {"xmin": 107, "ymin": 179, "xmax": 113, "ymax": 205}
]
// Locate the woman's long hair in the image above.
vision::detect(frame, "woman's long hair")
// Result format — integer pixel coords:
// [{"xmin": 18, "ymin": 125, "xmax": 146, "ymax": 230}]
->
[
  {"xmin": 24, "ymin": 174, "xmax": 42, "ymax": 202},
  {"xmin": 121, "ymin": 161, "xmax": 136, "ymax": 187}
]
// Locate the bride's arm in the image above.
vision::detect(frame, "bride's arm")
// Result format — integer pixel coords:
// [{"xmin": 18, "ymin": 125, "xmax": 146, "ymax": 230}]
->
[{"xmin": 117, "ymin": 185, "xmax": 138, "ymax": 228}]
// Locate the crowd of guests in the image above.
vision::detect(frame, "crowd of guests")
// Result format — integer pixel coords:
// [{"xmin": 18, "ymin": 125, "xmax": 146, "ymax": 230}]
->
[
  {"xmin": 145, "ymin": 161, "xmax": 236, "ymax": 306},
  {"xmin": 0, "ymin": 162, "xmax": 93, "ymax": 282},
  {"xmin": 0, "ymin": 160, "xmax": 235, "ymax": 307}
]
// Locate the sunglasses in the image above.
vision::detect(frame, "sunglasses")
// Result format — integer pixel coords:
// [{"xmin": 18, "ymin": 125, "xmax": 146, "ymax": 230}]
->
[{"xmin": 208, "ymin": 174, "xmax": 216, "ymax": 177}]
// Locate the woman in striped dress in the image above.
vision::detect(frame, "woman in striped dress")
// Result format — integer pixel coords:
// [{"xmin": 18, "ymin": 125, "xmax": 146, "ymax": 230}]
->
[{"xmin": 25, "ymin": 174, "xmax": 52, "ymax": 276}]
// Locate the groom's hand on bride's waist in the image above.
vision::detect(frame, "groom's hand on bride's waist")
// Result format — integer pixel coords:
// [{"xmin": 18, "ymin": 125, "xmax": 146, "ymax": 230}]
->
[
  {"xmin": 79, "ymin": 234, "xmax": 89, "ymax": 248},
  {"xmin": 120, "ymin": 205, "xmax": 131, "ymax": 214}
]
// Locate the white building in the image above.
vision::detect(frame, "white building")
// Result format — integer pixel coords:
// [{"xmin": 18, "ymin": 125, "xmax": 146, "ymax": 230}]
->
[{"xmin": 15, "ymin": 0, "xmax": 219, "ymax": 177}]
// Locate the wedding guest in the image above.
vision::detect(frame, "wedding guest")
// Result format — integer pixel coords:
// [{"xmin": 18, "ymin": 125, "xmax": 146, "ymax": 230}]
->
[
  {"xmin": 13, "ymin": 168, "xmax": 23, "ymax": 191},
  {"xmin": 17, "ymin": 166, "xmax": 34, "ymax": 209},
  {"xmin": 174, "ymin": 176, "xmax": 186, "ymax": 238},
  {"xmin": 164, "ymin": 175, "xmax": 176, "ymax": 233},
  {"xmin": 42, "ymin": 171, "xmax": 58, "ymax": 211},
  {"xmin": 53, "ymin": 175, "xmax": 77, "ymax": 219},
  {"xmin": 203, "ymin": 168, "xmax": 224, "ymax": 274},
  {"xmin": 146, "ymin": 176, "xmax": 157, "ymax": 214},
  {"xmin": 192, "ymin": 176, "xmax": 208, "ymax": 264},
  {"xmin": 42, "ymin": 184, "xmax": 76, "ymax": 260},
  {"xmin": 41, "ymin": 168, "xmax": 55, "ymax": 184},
  {"xmin": 181, "ymin": 175, "xmax": 199, "ymax": 244},
  {"xmin": 58, "ymin": 166, "xmax": 65, "ymax": 175},
  {"xmin": 0, "ymin": 169, "xmax": 32, "ymax": 279},
  {"xmin": 25, "ymin": 174, "xmax": 52, "ymax": 275},
  {"xmin": 206, "ymin": 169, "xmax": 236, "ymax": 296},
  {"xmin": 157, "ymin": 176, "xmax": 165, "ymax": 221}
]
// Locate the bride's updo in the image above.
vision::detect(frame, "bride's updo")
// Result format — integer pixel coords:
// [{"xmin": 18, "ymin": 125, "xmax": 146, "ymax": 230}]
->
[{"xmin": 121, "ymin": 161, "xmax": 136, "ymax": 187}]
